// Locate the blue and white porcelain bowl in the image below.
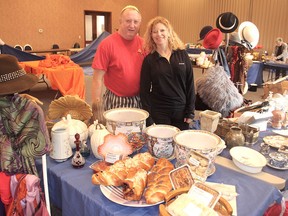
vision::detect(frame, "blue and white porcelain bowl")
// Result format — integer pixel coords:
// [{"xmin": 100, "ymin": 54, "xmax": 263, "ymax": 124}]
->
[{"xmin": 269, "ymin": 152, "xmax": 288, "ymax": 168}]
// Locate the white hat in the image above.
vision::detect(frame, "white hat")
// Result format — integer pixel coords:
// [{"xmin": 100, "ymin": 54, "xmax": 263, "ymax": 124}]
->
[{"xmin": 238, "ymin": 21, "xmax": 259, "ymax": 50}]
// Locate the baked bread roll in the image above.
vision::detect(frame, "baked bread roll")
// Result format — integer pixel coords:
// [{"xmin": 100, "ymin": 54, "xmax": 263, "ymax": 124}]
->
[
  {"xmin": 124, "ymin": 152, "xmax": 155, "ymax": 171},
  {"xmin": 144, "ymin": 158, "xmax": 174, "ymax": 204},
  {"xmin": 91, "ymin": 160, "xmax": 128, "ymax": 186},
  {"xmin": 123, "ymin": 168, "xmax": 147, "ymax": 201},
  {"xmin": 91, "ymin": 152, "xmax": 155, "ymax": 186}
]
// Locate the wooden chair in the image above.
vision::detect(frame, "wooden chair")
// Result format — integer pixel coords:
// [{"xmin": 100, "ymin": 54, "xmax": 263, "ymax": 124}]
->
[
  {"xmin": 14, "ymin": 44, "xmax": 23, "ymax": 51},
  {"xmin": 23, "ymin": 44, "xmax": 33, "ymax": 51},
  {"xmin": 52, "ymin": 44, "xmax": 59, "ymax": 54}
]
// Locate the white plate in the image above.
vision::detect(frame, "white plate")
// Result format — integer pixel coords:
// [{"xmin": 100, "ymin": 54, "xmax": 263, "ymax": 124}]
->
[
  {"xmin": 263, "ymin": 135, "xmax": 288, "ymax": 149},
  {"xmin": 272, "ymin": 130, "xmax": 288, "ymax": 137},
  {"xmin": 100, "ymin": 185, "xmax": 163, "ymax": 207},
  {"xmin": 266, "ymin": 159, "xmax": 288, "ymax": 170},
  {"xmin": 208, "ymin": 164, "xmax": 216, "ymax": 176}
]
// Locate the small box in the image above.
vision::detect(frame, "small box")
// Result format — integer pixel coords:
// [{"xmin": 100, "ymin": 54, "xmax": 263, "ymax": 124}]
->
[
  {"xmin": 169, "ymin": 164, "xmax": 194, "ymax": 190},
  {"xmin": 187, "ymin": 150, "xmax": 210, "ymax": 182},
  {"xmin": 262, "ymin": 78, "xmax": 288, "ymax": 99}
]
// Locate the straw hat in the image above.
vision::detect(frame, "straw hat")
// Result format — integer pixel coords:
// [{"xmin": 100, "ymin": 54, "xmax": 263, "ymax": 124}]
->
[
  {"xmin": 238, "ymin": 21, "xmax": 259, "ymax": 50},
  {"xmin": 0, "ymin": 54, "xmax": 38, "ymax": 96},
  {"xmin": 203, "ymin": 28, "xmax": 223, "ymax": 49},
  {"xmin": 216, "ymin": 12, "xmax": 239, "ymax": 33},
  {"xmin": 198, "ymin": 26, "xmax": 213, "ymax": 41}
]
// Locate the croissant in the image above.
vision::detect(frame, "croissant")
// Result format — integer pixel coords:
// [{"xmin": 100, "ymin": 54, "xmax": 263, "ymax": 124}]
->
[
  {"xmin": 122, "ymin": 152, "xmax": 155, "ymax": 172},
  {"xmin": 91, "ymin": 160, "xmax": 128, "ymax": 186},
  {"xmin": 91, "ymin": 152, "xmax": 155, "ymax": 186},
  {"xmin": 123, "ymin": 168, "xmax": 147, "ymax": 201},
  {"xmin": 144, "ymin": 158, "xmax": 174, "ymax": 204}
]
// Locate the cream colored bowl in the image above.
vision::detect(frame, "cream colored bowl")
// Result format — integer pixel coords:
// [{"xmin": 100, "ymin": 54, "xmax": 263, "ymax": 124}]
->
[
  {"xmin": 173, "ymin": 130, "xmax": 225, "ymax": 168},
  {"xmin": 230, "ymin": 146, "xmax": 267, "ymax": 173}
]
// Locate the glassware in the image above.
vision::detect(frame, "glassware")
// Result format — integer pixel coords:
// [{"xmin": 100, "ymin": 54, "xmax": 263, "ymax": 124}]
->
[
  {"xmin": 80, "ymin": 140, "xmax": 90, "ymax": 158},
  {"xmin": 260, "ymin": 143, "xmax": 270, "ymax": 155},
  {"xmin": 72, "ymin": 133, "xmax": 85, "ymax": 168}
]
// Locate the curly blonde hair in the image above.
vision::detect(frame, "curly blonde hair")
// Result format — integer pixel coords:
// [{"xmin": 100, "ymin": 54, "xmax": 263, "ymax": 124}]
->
[{"xmin": 143, "ymin": 16, "xmax": 185, "ymax": 53}]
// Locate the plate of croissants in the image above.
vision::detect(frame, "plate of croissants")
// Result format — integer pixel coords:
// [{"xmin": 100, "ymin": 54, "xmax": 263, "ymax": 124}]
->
[{"xmin": 92, "ymin": 152, "xmax": 175, "ymax": 207}]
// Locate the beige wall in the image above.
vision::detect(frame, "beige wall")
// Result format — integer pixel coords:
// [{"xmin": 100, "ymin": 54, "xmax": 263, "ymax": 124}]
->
[
  {"xmin": 159, "ymin": 0, "xmax": 288, "ymax": 55},
  {"xmin": 1, "ymin": 0, "xmax": 287, "ymax": 55},
  {"xmin": 0, "ymin": 0, "xmax": 158, "ymax": 50}
]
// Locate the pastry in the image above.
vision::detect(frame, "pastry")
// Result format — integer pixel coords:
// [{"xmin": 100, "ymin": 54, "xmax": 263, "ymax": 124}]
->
[
  {"xmin": 91, "ymin": 152, "xmax": 155, "ymax": 186},
  {"xmin": 123, "ymin": 168, "xmax": 147, "ymax": 201},
  {"xmin": 144, "ymin": 158, "xmax": 174, "ymax": 204}
]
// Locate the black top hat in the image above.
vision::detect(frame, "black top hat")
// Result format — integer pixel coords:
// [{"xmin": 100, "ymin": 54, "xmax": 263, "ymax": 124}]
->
[
  {"xmin": 216, "ymin": 12, "xmax": 239, "ymax": 33},
  {"xmin": 198, "ymin": 26, "xmax": 213, "ymax": 41}
]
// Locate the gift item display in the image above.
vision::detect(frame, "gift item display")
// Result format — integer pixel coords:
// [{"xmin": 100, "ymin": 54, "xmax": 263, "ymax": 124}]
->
[
  {"xmin": 52, "ymin": 114, "xmax": 88, "ymax": 149},
  {"xmin": 173, "ymin": 130, "xmax": 226, "ymax": 172},
  {"xmin": 71, "ymin": 133, "xmax": 86, "ymax": 168},
  {"xmin": 50, "ymin": 126, "xmax": 72, "ymax": 162},
  {"xmin": 199, "ymin": 110, "xmax": 221, "ymax": 133},
  {"xmin": 144, "ymin": 124, "xmax": 180, "ymax": 160},
  {"xmin": 230, "ymin": 146, "xmax": 267, "ymax": 173},
  {"xmin": 224, "ymin": 126, "xmax": 245, "ymax": 148},
  {"xmin": 103, "ymin": 108, "xmax": 149, "ymax": 152},
  {"xmin": 215, "ymin": 119, "xmax": 260, "ymax": 144},
  {"xmin": 90, "ymin": 121, "xmax": 111, "ymax": 159},
  {"xmin": 98, "ymin": 133, "xmax": 133, "ymax": 164}
]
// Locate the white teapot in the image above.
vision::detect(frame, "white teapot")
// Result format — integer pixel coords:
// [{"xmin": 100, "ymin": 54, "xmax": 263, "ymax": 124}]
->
[{"xmin": 53, "ymin": 114, "xmax": 88, "ymax": 149}]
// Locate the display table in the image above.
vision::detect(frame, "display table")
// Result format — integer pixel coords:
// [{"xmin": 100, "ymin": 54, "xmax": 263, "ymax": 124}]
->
[
  {"xmin": 219, "ymin": 126, "xmax": 288, "ymax": 190},
  {"xmin": 20, "ymin": 60, "xmax": 85, "ymax": 99},
  {"xmin": 247, "ymin": 61, "xmax": 264, "ymax": 85},
  {"xmin": 36, "ymin": 144, "xmax": 283, "ymax": 216}
]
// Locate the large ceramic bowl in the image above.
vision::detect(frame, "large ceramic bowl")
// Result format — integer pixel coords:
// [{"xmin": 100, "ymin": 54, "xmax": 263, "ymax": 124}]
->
[
  {"xmin": 144, "ymin": 124, "xmax": 180, "ymax": 160},
  {"xmin": 103, "ymin": 108, "xmax": 149, "ymax": 151},
  {"xmin": 173, "ymin": 130, "xmax": 226, "ymax": 170},
  {"xmin": 230, "ymin": 146, "xmax": 267, "ymax": 173}
]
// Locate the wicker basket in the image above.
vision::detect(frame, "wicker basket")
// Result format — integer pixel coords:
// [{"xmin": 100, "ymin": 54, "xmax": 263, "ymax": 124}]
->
[{"xmin": 159, "ymin": 187, "xmax": 233, "ymax": 216}]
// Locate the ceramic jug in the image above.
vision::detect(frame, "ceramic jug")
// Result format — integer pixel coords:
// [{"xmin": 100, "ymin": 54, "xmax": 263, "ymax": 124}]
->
[
  {"xmin": 50, "ymin": 126, "xmax": 72, "ymax": 162},
  {"xmin": 224, "ymin": 126, "xmax": 245, "ymax": 149}
]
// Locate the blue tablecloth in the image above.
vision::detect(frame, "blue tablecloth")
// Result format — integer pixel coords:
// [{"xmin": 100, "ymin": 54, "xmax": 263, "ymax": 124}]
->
[
  {"xmin": 247, "ymin": 61, "xmax": 264, "ymax": 86},
  {"xmin": 264, "ymin": 61, "xmax": 288, "ymax": 70},
  {"xmin": 220, "ymin": 126, "xmax": 288, "ymax": 190},
  {"xmin": 37, "ymin": 143, "xmax": 283, "ymax": 216}
]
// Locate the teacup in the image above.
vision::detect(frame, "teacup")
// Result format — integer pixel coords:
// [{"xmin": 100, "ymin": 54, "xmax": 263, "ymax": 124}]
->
[{"xmin": 269, "ymin": 152, "xmax": 288, "ymax": 168}]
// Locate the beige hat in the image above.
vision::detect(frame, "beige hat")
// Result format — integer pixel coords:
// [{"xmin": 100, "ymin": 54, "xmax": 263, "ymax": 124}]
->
[
  {"xmin": 0, "ymin": 54, "xmax": 38, "ymax": 95},
  {"xmin": 238, "ymin": 21, "xmax": 259, "ymax": 50}
]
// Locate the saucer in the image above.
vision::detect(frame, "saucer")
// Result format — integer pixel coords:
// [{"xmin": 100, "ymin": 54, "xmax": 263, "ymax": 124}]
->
[{"xmin": 266, "ymin": 158, "xmax": 288, "ymax": 170}]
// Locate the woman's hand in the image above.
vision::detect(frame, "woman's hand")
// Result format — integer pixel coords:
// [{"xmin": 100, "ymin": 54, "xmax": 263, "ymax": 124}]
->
[{"xmin": 184, "ymin": 118, "xmax": 193, "ymax": 124}]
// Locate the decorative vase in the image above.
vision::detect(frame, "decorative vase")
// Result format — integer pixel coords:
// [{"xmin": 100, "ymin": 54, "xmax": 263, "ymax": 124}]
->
[
  {"xmin": 72, "ymin": 133, "xmax": 85, "ymax": 168},
  {"xmin": 199, "ymin": 110, "xmax": 222, "ymax": 133},
  {"xmin": 224, "ymin": 126, "xmax": 245, "ymax": 149}
]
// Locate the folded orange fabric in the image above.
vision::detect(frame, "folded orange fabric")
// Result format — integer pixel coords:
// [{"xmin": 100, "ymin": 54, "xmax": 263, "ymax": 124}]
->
[{"xmin": 39, "ymin": 54, "xmax": 77, "ymax": 68}]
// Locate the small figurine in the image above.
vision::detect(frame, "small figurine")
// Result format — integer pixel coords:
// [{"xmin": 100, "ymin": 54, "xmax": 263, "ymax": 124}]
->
[
  {"xmin": 72, "ymin": 133, "xmax": 85, "ymax": 168},
  {"xmin": 271, "ymin": 110, "xmax": 285, "ymax": 129}
]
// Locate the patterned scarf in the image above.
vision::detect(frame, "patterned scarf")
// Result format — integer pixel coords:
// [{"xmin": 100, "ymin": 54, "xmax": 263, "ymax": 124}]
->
[{"xmin": 0, "ymin": 94, "xmax": 50, "ymax": 176}]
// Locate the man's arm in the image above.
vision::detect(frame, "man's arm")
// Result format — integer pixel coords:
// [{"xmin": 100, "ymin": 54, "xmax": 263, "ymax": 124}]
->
[{"xmin": 92, "ymin": 69, "xmax": 105, "ymax": 103}]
